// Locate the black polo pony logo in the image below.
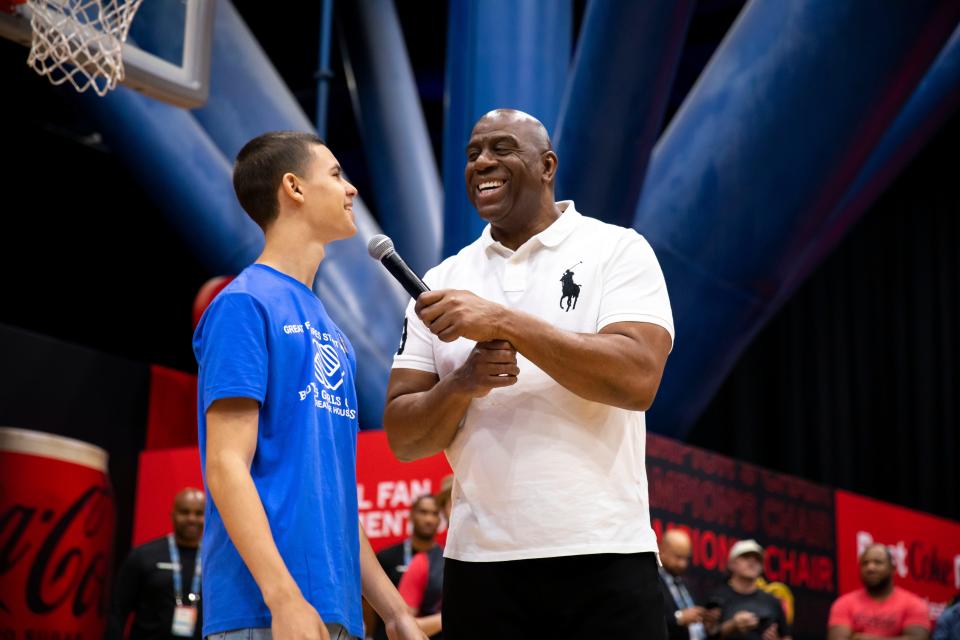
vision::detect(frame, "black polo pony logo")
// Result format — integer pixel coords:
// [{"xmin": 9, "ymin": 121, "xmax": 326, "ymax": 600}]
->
[{"xmin": 559, "ymin": 262, "xmax": 582, "ymax": 312}]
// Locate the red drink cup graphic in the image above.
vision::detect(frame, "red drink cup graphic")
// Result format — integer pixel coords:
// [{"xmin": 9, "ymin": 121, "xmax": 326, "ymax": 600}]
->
[{"xmin": 0, "ymin": 427, "xmax": 115, "ymax": 638}]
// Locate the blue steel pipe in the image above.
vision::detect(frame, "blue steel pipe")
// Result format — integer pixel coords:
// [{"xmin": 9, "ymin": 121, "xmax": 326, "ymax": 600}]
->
[
  {"xmin": 553, "ymin": 0, "xmax": 694, "ymax": 226},
  {"xmin": 338, "ymin": 0, "xmax": 443, "ymax": 276},
  {"xmin": 780, "ymin": 25, "xmax": 960, "ymax": 296},
  {"xmin": 633, "ymin": 0, "xmax": 960, "ymax": 436},
  {"xmin": 315, "ymin": 0, "xmax": 335, "ymax": 139},
  {"xmin": 442, "ymin": 0, "xmax": 572, "ymax": 257},
  {"xmin": 77, "ymin": 88, "xmax": 263, "ymax": 275}
]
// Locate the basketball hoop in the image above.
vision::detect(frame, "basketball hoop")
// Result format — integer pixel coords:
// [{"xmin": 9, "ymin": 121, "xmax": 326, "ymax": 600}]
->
[{"xmin": 25, "ymin": 0, "xmax": 143, "ymax": 96}]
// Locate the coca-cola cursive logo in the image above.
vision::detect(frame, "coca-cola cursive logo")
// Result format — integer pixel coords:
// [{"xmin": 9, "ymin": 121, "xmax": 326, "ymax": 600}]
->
[{"xmin": 0, "ymin": 484, "xmax": 113, "ymax": 618}]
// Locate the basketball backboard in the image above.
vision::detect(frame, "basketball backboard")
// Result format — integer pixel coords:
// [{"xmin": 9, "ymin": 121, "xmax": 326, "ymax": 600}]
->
[{"xmin": 0, "ymin": 0, "xmax": 214, "ymax": 108}]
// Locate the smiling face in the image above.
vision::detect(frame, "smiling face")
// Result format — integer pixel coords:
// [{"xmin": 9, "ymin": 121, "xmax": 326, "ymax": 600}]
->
[
  {"xmin": 285, "ymin": 143, "xmax": 358, "ymax": 243},
  {"xmin": 464, "ymin": 110, "xmax": 557, "ymax": 234},
  {"xmin": 171, "ymin": 489, "xmax": 205, "ymax": 547}
]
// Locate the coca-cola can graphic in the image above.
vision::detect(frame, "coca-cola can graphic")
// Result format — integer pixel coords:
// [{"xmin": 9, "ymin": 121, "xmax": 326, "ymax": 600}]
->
[{"xmin": 0, "ymin": 427, "xmax": 115, "ymax": 638}]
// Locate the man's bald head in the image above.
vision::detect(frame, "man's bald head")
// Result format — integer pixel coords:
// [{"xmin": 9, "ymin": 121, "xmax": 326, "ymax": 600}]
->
[
  {"xmin": 662, "ymin": 529, "xmax": 692, "ymax": 552},
  {"xmin": 464, "ymin": 108, "xmax": 560, "ymax": 238},
  {"xmin": 475, "ymin": 109, "xmax": 553, "ymax": 154},
  {"xmin": 659, "ymin": 529, "xmax": 693, "ymax": 577},
  {"xmin": 174, "ymin": 488, "xmax": 204, "ymax": 507},
  {"xmin": 172, "ymin": 488, "xmax": 205, "ymax": 547}
]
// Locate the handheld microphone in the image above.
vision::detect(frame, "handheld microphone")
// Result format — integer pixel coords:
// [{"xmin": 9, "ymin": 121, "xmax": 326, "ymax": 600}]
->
[{"xmin": 367, "ymin": 235, "xmax": 430, "ymax": 299}]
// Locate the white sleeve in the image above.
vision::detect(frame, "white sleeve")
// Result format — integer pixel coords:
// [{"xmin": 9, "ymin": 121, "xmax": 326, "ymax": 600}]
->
[
  {"xmin": 597, "ymin": 230, "xmax": 675, "ymax": 344},
  {"xmin": 391, "ymin": 298, "xmax": 438, "ymax": 373}
]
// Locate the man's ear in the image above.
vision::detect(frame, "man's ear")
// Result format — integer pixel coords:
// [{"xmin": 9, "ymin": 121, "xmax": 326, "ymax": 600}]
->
[
  {"xmin": 281, "ymin": 172, "xmax": 305, "ymax": 203},
  {"xmin": 542, "ymin": 151, "xmax": 558, "ymax": 184}
]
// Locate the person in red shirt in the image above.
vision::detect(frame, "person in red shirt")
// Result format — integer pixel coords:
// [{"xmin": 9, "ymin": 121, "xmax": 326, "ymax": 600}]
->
[
  {"xmin": 828, "ymin": 543, "xmax": 930, "ymax": 639},
  {"xmin": 398, "ymin": 550, "xmax": 442, "ymax": 639}
]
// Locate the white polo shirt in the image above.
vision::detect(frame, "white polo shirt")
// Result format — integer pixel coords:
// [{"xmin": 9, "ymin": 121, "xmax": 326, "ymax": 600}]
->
[{"xmin": 392, "ymin": 201, "xmax": 674, "ymax": 562}]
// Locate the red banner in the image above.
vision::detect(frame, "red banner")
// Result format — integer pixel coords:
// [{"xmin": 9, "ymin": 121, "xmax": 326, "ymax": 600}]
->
[
  {"xmin": 835, "ymin": 489, "xmax": 960, "ymax": 621},
  {"xmin": 133, "ymin": 446, "xmax": 204, "ymax": 546},
  {"xmin": 356, "ymin": 431, "xmax": 452, "ymax": 551},
  {"xmin": 133, "ymin": 434, "xmax": 451, "ymax": 552}
]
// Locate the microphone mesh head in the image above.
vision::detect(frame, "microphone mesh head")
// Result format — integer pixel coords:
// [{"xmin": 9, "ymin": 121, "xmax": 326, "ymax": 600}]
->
[{"xmin": 367, "ymin": 234, "xmax": 394, "ymax": 260}]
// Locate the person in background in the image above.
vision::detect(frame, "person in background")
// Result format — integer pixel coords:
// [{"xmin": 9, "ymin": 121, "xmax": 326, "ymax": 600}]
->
[
  {"xmin": 828, "ymin": 543, "xmax": 930, "ymax": 640},
  {"xmin": 107, "ymin": 488, "xmax": 206, "ymax": 640},
  {"xmin": 659, "ymin": 529, "xmax": 709, "ymax": 640},
  {"xmin": 932, "ymin": 594, "xmax": 960, "ymax": 640},
  {"xmin": 434, "ymin": 475, "xmax": 453, "ymax": 530},
  {"xmin": 708, "ymin": 539, "xmax": 791, "ymax": 640}
]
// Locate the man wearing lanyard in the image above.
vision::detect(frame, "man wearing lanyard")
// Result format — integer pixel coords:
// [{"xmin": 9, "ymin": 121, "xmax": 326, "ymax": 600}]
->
[
  {"xmin": 107, "ymin": 488, "xmax": 206, "ymax": 640},
  {"xmin": 659, "ymin": 529, "xmax": 711, "ymax": 640}
]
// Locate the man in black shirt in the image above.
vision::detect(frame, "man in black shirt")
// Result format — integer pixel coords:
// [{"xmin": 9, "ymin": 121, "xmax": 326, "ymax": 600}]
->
[
  {"xmin": 107, "ymin": 488, "xmax": 205, "ymax": 640},
  {"xmin": 708, "ymin": 540, "xmax": 791, "ymax": 640}
]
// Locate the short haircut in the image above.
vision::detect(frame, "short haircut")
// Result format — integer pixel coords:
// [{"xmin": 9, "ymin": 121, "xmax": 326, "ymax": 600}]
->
[
  {"xmin": 411, "ymin": 494, "xmax": 437, "ymax": 510},
  {"xmin": 233, "ymin": 131, "xmax": 326, "ymax": 230},
  {"xmin": 860, "ymin": 543, "xmax": 893, "ymax": 565}
]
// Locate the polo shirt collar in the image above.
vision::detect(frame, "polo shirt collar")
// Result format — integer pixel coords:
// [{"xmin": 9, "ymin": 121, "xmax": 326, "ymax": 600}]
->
[{"xmin": 480, "ymin": 200, "xmax": 581, "ymax": 255}]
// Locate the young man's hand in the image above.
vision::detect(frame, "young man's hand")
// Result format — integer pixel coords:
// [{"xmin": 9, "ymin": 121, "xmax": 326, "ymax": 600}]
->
[
  {"xmin": 270, "ymin": 594, "xmax": 331, "ymax": 640},
  {"xmin": 383, "ymin": 611, "xmax": 429, "ymax": 640}
]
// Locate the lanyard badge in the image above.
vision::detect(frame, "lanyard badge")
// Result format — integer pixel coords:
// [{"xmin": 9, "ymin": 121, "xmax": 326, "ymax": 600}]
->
[{"xmin": 167, "ymin": 535, "xmax": 202, "ymax": 637}]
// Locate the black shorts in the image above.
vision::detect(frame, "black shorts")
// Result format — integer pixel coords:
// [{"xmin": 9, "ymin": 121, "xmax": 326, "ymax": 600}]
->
[{"xmin": 442, "ymin": 552, "xmax": 666, "ymax": 639}]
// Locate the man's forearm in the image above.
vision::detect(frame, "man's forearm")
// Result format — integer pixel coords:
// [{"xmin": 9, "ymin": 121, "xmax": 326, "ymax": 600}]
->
[
  {"xmin": 500, "ymin": 310, "xmax": 668, "ymax": 411},
  {"xmin": 206, "ymin": 452, "xmax": 301, "ymax": 608},
  {"xmin": 359, "ymin": 526, "xmax": 409, "ymax": 624},
  {"xmin": 383, "ymin": 372, "xmax": 474, "ymax": 461}
]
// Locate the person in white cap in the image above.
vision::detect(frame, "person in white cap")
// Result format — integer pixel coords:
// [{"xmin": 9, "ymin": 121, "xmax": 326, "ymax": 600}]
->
[{"xmin": 706, "ymin": 539, "xmax": 791, "ymax": 640}]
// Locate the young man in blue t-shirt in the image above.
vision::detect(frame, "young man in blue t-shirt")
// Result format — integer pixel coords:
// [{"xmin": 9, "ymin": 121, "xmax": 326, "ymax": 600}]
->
[{"xmin": 193, "ymin": 132, "xmax": 426, "ymax": 640}]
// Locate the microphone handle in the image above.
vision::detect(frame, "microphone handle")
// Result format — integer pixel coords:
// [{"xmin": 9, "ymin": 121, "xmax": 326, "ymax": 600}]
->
[{"xmin": 381, "ymin": 253, "xmax": 430, "ymax": 298}]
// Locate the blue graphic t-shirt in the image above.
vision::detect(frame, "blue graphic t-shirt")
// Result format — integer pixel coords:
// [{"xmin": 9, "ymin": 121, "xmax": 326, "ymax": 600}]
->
[{"xmin": 193, "ymin": 264, "xmax": 361, "ymax": 638}]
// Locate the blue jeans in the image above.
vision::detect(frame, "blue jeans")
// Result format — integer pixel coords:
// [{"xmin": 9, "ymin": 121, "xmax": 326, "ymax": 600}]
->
[{"xmin": 206, "ymin": 625, "xmax": 356, "ymax": 640}]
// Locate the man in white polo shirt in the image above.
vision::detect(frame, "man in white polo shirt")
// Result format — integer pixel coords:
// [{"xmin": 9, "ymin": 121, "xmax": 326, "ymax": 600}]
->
[{"xmin": 383, "ymin": 108, "xmax": 674, "ymax": 639}]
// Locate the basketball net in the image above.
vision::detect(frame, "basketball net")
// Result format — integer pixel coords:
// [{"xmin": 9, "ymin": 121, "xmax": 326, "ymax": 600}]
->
[{"xmin": 26, "ymin": 0, "xmax": 143, "ymax": 96}]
